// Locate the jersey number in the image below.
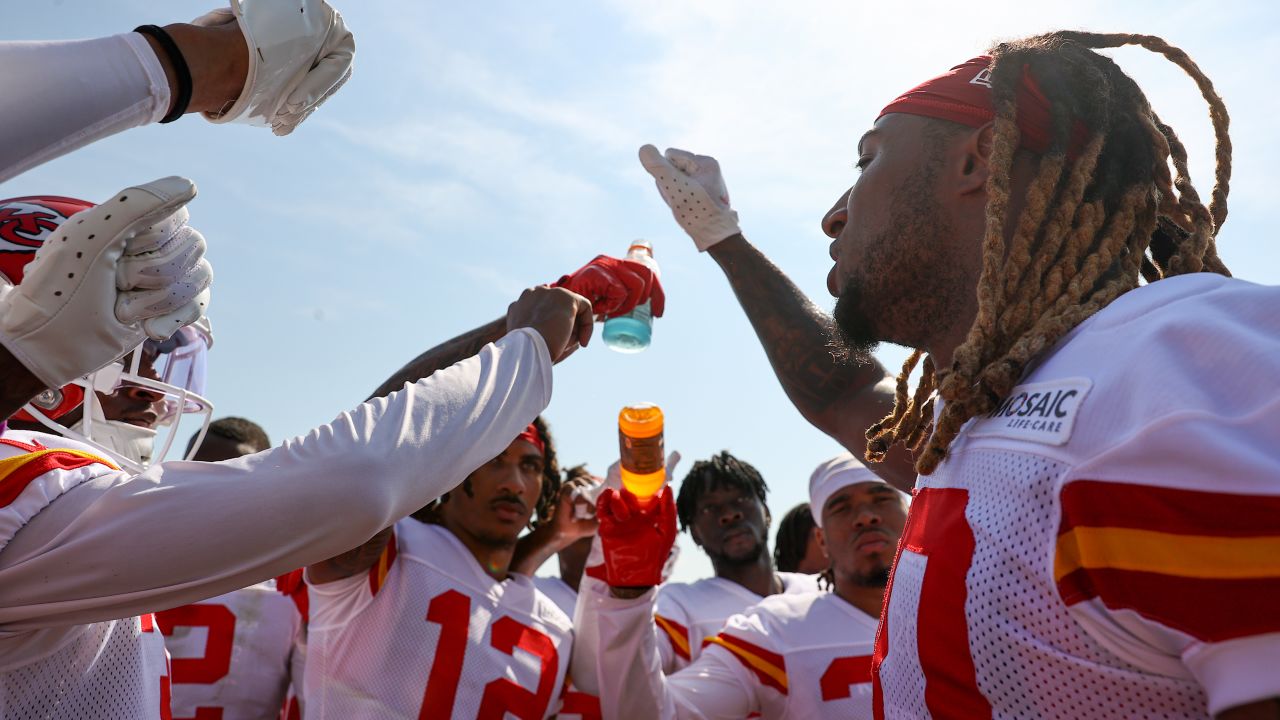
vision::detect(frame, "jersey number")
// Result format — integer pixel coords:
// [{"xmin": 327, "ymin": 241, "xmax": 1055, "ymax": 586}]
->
[
  {"xmin": 419, "ymin": 589, "xmax": 560, "ymax": 720},
  {"xmin": 155, "ymin": 604, "xmax": 237, "ymax": 720},
  {"xmin": 820, "ymin": 655, "xmax": 872, "ymax": 701},
  {"xmin": 873, "ymin": 487, "xmax": 991, "ymax": 719}
]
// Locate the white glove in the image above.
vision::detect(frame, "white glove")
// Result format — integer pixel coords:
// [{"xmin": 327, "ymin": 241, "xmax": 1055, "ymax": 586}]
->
[
  {"xmin": 194, "ymin": 0, "xmax": 355, "ymax": 136},
  {"xmin": 638, "ymin": 144, "xmax": 741, "ymax": 252},
  {"xmin": 0, "ymin": 177, "xmax": 212, "ymax": 389}
]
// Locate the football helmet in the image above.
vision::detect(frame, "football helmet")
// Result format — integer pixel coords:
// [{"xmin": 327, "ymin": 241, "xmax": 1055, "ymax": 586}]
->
[{"xmin": 0, "ymin": 195, "xmax": 214, "ymax": 472}]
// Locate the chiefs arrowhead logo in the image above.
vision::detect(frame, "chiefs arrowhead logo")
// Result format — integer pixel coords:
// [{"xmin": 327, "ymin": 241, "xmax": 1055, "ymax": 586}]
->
[{"xmin": 0, "ymin": 196, "xmax": 93, "ymax": 285}]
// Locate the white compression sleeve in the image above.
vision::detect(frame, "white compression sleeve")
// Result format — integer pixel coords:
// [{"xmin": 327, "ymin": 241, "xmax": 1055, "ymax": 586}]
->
[
  {"xmin": 0, "ymin": 33, "xmax": 169, "ymax": 184},
  {"xmin": 581, "ymin": 585, "xmax": 758, "ymax": 720},
  {"xmin": 0, "ymin": 329, "xmax": 552, "ymax": 631}
]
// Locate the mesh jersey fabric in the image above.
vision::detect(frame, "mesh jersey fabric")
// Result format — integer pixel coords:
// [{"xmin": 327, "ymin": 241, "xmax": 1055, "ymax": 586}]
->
[
  {"xmin": 305, "ymin": 519, "xmax": 574, "ymax": 719},
  {"xmin": 873, "ymin": 274, "xmax": 1280, "ymax": 718},
  {"xmin": 0, "ymin": 615, "xmax": 169, "ymax": 720},
  {"xmin": 654, "ymin": 572, "xmax": 820, "ymax": 672},
  {"xmin": 156, "ymin": 579, "xmax": 303, "ymax": 720},
  {"xmin": 0, "ymin": 431, "xmax": 171, "ymax": 719}
]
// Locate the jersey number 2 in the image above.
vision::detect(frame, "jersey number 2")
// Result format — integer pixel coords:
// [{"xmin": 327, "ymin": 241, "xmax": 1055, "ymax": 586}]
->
[
  {"xmin": 419, "ymin": 589, "xmax": 559, "ymax": 720},
  {"xmin": 155, "ymin": 604, "xmax": 236, "ymax": 720}
]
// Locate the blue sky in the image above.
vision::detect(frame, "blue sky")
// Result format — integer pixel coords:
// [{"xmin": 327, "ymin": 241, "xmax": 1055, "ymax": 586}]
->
[{"xmin": 5, "ymin": 0, "xmax": 1277, "ymax": 582}]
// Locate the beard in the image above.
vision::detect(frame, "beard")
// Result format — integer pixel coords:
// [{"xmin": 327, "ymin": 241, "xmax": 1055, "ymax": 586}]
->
[
  {"xmin": 849, "ymin": 562, "xmax": 891, "ymax": 588},
  {"xmin": 707, "ymin": 536, "xmax": 765, "ymax": 567},
  {"xmin": 831, "ymin": 159, "xmax": 972, "ymax": 357}
]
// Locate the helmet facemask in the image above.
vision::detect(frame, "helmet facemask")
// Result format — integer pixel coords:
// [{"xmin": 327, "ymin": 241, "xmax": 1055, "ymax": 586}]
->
[{"xmin": 22, "ymin": 321, "xmax": 214, "ymax": 473}]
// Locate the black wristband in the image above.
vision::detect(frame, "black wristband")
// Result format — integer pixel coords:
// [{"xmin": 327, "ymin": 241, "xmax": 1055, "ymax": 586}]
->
[{"xmin": 134, "ymin": 24, "xmax": 192, "ymax": 123}]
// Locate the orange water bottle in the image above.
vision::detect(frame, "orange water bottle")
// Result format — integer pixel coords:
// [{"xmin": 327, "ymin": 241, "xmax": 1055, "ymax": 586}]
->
[{"xmin": 618, "ymin": 403, "xmax": 665, "ymax": 507}]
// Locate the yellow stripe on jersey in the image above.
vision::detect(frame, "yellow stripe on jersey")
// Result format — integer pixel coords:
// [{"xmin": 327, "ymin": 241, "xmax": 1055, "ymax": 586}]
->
[
  {"xmin": 654, "ymin": 614, "xmax": 692, "ymax": 661},
  {"xmin": 0, "ymin": 448, "xmax": 118, "ymax": 478},
  {"xmin": 1055, "ymin": 526, "xmax": 1280, "ymax": 581},
  {"xmin": 704, "ymin": 635, "xmax": 788, "ymax": 693}
]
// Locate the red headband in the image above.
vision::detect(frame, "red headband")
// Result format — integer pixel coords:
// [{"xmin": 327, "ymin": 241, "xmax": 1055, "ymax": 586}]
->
[
  {"xmin": 515, "ymin": 423, "xmax": 545, "ymax": 456},
  {"xmin": 878, "ymin": 55, "xmax": 1087, "ymax": 156}
]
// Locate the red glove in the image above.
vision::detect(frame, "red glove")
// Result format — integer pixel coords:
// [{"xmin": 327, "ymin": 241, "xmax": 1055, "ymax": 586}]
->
[
  {"xmin": 597, "ymin": 485, "xmax": 677, "ymax": 588},
  {"xmin": 554, "ymin": 255, "xmax": 666, "ymax": 318}
]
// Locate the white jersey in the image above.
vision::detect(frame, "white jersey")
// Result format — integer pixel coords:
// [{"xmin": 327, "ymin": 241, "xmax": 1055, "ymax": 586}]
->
[
  {"xmin": 0, "ymin": 432, "xmax": 171, "ymax": 720},
  {"xmin": 584, "ymin": 588, "xmax": 876, "ymax": 720},
  {"xmin": 156, "ymin": 579, "xmax": 303, "ymax": 720},
  {"xmin": 0, "ymin": 331, "xmax": 551, "ymax": 719},
  {"xmin": 305, "ymin": 519, "xmax": 574, "ymax": 719},
  {"xmin": 534, "ymin": 576, "xmax": 601, "ymax": 720},
  {"xmin": 654, "ymin": 572, "xmax": 819, "ymax": 672},
  {"xmin": 875, "ymin": 274, "xmax": 1280, "ymax": 718}
]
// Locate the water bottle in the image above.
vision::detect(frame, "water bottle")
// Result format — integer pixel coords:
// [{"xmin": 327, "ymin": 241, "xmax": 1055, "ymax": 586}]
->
[
  {"xmin": 602, "ymin": 240, "xmax": 658, "ymax": 353},
  {"xmin": 619, "ymin": 403, "xmax": 665, "ymax": 507}
]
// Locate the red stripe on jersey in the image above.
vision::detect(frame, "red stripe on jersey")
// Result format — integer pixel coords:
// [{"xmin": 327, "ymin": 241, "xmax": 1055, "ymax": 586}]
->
[
  {"xmin": 140, "ymin": 613, "xmax": 156, "ymax": 632},
  {"xmin": 874, "ymin": 487, "xmax": 992, "ymax": 720},
  {"xmin": 276, "ymin": 568, "xmax": 310, "ymax": 623},
  {"xmin": 654, "ymin": 613, "xmax": 692, "ymax": 661},
  {"xmin": 1060, "ymin": 480, "xmax": 1280, "ymax": 536},
  {"xmin": 1057, "ymin": 567, "xmax": 1280, "ymax": 642},
  {"xmin": 0, "ymin": 446, "xmax": 117, "ymax": 507},
  {"xmin": 368, "ymin": 530, "xmax": 398, "ymax": 596},
  {"xmin": 559, "ymin": 690, "xmax": 601, "ymax": 719},
  {"xmin": 705, "ymin": 632, "xmax": 788, "ymax": 695}
]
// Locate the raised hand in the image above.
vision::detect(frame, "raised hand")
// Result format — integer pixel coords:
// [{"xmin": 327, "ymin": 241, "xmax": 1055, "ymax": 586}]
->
[
  {"xmin": 638, "ymin": 145, "xmax": 741, "ymax": 252},
  {"xmin": 0, "ymin": 177, "xmax": 211, "ymax": 390},
  {"xmin": 554, "ymin": 255, "xmax": 665, "ymax": 318},
  {"xmin": 193, "ymin": 0, "xmax": 355, "ymax": 135},
  {"xmin": 505, "ymin": 285, "xmax": 595, "ymax": 363}
]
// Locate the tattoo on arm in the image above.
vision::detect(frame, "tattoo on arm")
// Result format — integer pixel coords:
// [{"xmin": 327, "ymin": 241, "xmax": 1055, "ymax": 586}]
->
[
  {"xmin": 307, "ymin": 526, "xmax": 395, "ymax": 584},
  {"xmin": 708, "ymin": 235, "xmax": 886, "ymax": 423},
  {"xmin": 367, "ymin": 317, "xmax": 508, "ymax": 400}
]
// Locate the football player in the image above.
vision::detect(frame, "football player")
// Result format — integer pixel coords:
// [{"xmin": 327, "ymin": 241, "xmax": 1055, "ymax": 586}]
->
[
  {"xmin": 302, "ymin": 417, "xmax": 598, "ymax": 719},
  {"xmin": 583, "ymin": 454, "xmax": 902, "ymax": 719},
  {"xmin": 155, "ymin": 418, "xmax": 307, "ymax": 720},
  {"xmin": 639, "ymin": 31, "xmax": 1280, "ymax": 720},
  {"xmin": 651, "ymin": 452, "xmax": 818, "ymax": 672}
]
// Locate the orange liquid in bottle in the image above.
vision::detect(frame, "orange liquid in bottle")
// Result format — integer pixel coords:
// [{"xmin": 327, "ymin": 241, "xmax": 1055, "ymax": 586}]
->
[{"xmin": 618, "ymin": 404, "xmax": 665, "ymax": 506}]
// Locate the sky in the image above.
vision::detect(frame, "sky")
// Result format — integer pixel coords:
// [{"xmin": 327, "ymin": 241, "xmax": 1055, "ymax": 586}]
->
[{"xmin": 4, "ymin": 0, "xmax": 1278, "ymax": 583}]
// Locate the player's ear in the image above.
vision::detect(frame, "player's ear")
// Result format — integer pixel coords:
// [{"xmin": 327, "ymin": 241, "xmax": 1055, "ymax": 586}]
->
[
  {"xmin": 816, "ymin": 527, "xmax": 829, "ymax": 560},
  {"xmin": 954, "ymin": 122, "xmax": 994, "ymax": 196},
  {"xmin": 689, "ymin": 524, "xmax": 704, "ymax": 548}
]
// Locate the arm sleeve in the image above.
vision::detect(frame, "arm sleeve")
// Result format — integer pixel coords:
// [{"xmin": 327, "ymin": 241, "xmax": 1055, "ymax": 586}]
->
[
  {"xmin": 0, "ymin": 33, "xmax": 169, "ymax": 184},
  {"xmin": 0, "ymin": 328, "xmax": 553, "ymax": 631},
  {"xmin": 1056, "ymin": 395, "xmax": 1280, "ymax": 715},
  {"xmin": 579, "ymin": 586, "xmax": 760, "ymax": 720}
]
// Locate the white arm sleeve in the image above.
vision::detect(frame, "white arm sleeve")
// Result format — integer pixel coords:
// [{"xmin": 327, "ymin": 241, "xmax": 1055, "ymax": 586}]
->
[
  {"xmin": 0, "ymin": 328, "xmax": 552, "ymax": 631},
  {"xmin": 0, "ymin": 33, "xmax": 169, "ymax": 184},
  {"xmin": 580, "ymin": 585, "xmax": 758, "ymax": 720}
]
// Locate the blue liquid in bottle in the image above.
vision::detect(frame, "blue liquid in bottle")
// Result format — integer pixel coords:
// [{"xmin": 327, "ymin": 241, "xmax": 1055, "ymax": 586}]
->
[
  {"xmin": 602, "ymin": 304, "xmax": 653, "ymax": 353},
  {"xmin": 603, "ymin": 240, "xmax": 658, "ymax": 354}
]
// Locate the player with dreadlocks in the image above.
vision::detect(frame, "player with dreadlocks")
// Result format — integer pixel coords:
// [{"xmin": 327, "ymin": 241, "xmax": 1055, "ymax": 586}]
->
[{"xmin": 638, "ymin": 31, "xmax": 1279, "ymax": 719}]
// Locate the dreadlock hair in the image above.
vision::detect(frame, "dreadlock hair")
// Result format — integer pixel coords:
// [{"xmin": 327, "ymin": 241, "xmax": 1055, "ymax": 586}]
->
[
  {"xmin": 865, "ymin": 32, "xmax": 1232, "ymax": 475},
  {"xmin": 773, "ymin": 502, "xmax": 817, "ymax": 573},
  {"xmin": 675, "ymin": 451, "xmax": 770, "ymax": 533},
  {"xmin": 185, "ymin": 416, "xmax": 270, "ymax": 456},
  {"xmin": 415, "ymin": 415, "xmax": 561, "ymax": 528}
]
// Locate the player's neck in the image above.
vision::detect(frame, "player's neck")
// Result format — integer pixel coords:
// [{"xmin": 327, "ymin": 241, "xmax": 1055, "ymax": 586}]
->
[
  {"xmin": 441, "ymin": 520, "xmax": 516, "ymax": 582},
  {"xmin": 834, "ymin": 576, "xmax": 886, "ymax": 619},
  {"xmin": 712, "ymin": 553, "xmax": 781, "ymax": 598}
]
